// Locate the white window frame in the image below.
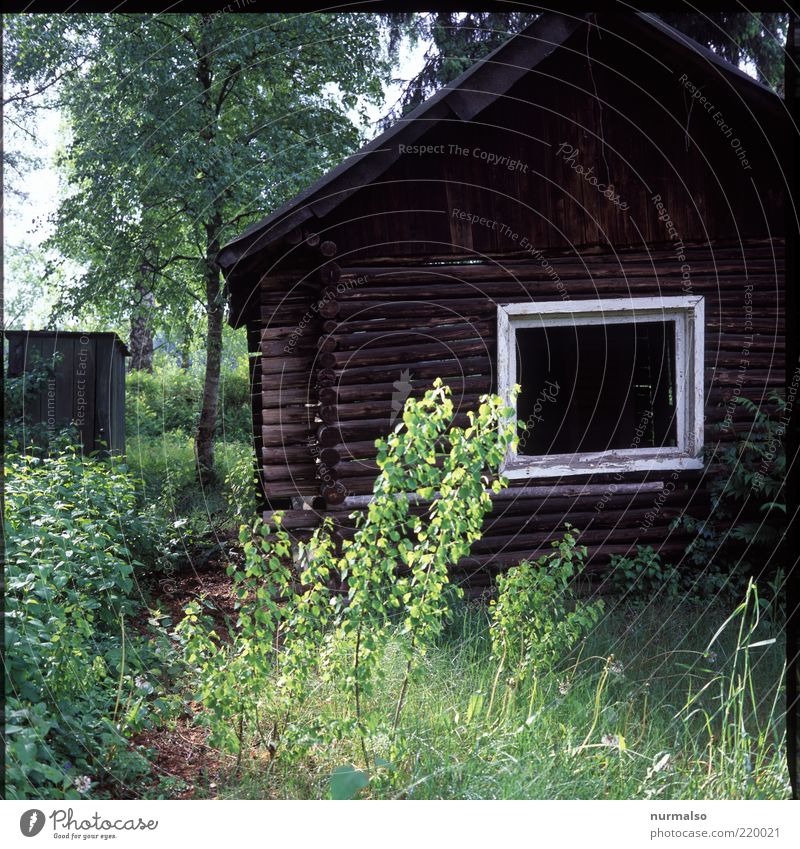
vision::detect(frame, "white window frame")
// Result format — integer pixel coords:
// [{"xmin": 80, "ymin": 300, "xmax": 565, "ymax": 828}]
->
[{"xmin": 497, "ymin": 296, "xmax": 705, "ymax": 478}]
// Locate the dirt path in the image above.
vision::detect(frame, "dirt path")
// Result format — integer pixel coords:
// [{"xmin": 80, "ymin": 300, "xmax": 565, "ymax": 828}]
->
[{"xmin": 131, "ymin": 553, "xmax": 241, "ymax": 798}]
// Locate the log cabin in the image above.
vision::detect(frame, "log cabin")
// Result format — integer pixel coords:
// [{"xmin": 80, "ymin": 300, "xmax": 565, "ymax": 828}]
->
[{"xmin": 218, "ymin": 11, "xmax": 787, "ymax": 589}]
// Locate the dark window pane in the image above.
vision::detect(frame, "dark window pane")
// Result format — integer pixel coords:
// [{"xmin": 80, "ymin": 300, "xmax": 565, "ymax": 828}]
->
[{"xmin": 516, "ymin": 321, "xmax": 677, "ymax": 455}]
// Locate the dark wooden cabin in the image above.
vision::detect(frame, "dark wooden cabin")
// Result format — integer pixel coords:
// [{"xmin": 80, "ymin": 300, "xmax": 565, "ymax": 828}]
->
[
  {"xmin": 219, "ymin": 11, "xmax": 787, "ymax": 588},
  {"xmin": 5, "ymin": 330, "xmax": 129, "ymax": 454}
]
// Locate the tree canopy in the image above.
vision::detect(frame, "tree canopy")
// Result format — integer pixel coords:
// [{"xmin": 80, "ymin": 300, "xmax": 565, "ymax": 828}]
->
[{"xmin": 6, "ymin": 12, "xmax": 393, "ymax": 476}]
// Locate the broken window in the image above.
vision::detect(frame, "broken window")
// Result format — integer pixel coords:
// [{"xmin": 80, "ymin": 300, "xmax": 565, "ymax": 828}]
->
[{"xmin": 497, "ymin": 297, "xmax": 704, "ymax": 478}]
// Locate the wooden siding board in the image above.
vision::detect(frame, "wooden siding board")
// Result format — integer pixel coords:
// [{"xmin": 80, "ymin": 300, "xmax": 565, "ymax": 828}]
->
[{"xmin": 5, "ymin": 332, "xmax": 126, "ymax": 454}]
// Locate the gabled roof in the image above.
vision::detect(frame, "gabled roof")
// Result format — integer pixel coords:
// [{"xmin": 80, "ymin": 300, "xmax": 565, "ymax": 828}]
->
[{"xmin": 218, "ymin": 10, "xmax": 783, "ymax": 277}]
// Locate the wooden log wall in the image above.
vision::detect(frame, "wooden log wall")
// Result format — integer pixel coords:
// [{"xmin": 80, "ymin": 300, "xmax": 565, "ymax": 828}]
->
[
  {"xmin": 252, "ymin": 233, "xmax": 340, "ymax": 506},
  {"xmin": 253, "ymin": 237, "xmax": 784, "ymax": 578}
]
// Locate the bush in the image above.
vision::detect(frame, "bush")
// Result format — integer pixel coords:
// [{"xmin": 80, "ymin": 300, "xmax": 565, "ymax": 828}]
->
[
  {"xmin": 176, "ymin": 381, "xmax": 518, "ymax": 783},
  {"xmin": 4, "ymin": 448, "xmax": 181, "ymax": 799},
  {"xmin": 125, "ymin": 432, "xmax": 254, "ymax": 536},
  {"xmin": 4, "ymin": 352, "xmax": 79, "ymax": 452},
  {"xmin": 126, "ymin": 352, "xmax": 252, "ymax": 443},
  {"xmin": 607, "ymin": 545, "xmax": 682, "ymax": 603},
  {"xmin": 124, "ymin": 348, "xmax": 255, "ymax": 538},
  {"xmin": 490, "ymin": 526, "xmax": 604, "ymax": 677}
]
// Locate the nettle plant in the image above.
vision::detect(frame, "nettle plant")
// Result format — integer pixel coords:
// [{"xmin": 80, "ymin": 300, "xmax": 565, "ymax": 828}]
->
[
  {"xmin": 489, "ymin": 526, "xmax": 604, "ymax": 682},
  {"xmin": 607, "ymin": 545, "xmax": 682, "ymax": 603},
  {"xmin": 177, "ymin": 380, "xmax": 517, "ymax": 780}
]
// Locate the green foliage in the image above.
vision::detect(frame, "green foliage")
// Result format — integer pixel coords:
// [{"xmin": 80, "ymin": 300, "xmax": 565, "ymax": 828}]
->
[
  {"xmin": 329, "ymin": 765, "xmax": 369, "ymax": 800},
  {"xmin": 4, "ymin": 448, "xmax": 181, "ymax": 799},
  {"xmin": 3, "ymin": 352, "xmax": 60, "ymax": 449},
  {"xmin": 607, "ymin": 545, "xmax": 682, "ymax": 603},
  {"xmin": 490, "ymin": 526, "xmax": 604, "ymax": 676},
  {"xmin": 126, "ymin": 352, "xmax": 251, "ymax": 443},
  {"xmin": 215, "ymin": 592, "xmax": 788, "ymax": 800},
  {"xmin": 677, "ymin": 580, "xmax": 786, "ymax": 797},
  {"xmin": 6, "ymin": 12, "xmax": 393, "ymax": 473},
  {"xmin": 15, "ymin": 12, "xmax": 391, "ymax": 331},
  {"xmin": 124, "ymin": 350, "xmax": 255, "ymax": 535},
  {"xmin": 674, "ymin": 395, "xmax": 786, "ymax": 597},
  {"xmin": 659, "ymin": 12, "xmax": 787, "ymax": 91},
  {"xmin": 177, "ymin": 381, "xmax": 518, "ymax": 774}
]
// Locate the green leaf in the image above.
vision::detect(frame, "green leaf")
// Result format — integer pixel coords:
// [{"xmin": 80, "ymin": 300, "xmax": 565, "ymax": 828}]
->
[{"xmin": 329, "ymin": 764, "xmax": 369, "ymax": 800}]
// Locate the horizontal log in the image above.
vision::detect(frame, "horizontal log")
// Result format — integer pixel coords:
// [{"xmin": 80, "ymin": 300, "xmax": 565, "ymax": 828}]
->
[
  {"xmin": 267, "ymin": 241, "xmax": 782, "ymax": 285},
  {"xmin": 262, "ymin": 445, "xmax": 318, "ymax": 464},
  {"xmin": 706, "ymin": 334, "xmax": 785, "ymax": 351},
  {"xmin": 261, "ymin": 355, "xmax": 316, "ymax": 375},
  {"xmin": 317, "ymin": 412, "xmax": 472, "ymax": 446},
  {"xmin": 705, "ymin": 368, "xmax": 782, "ymax": 385},
  {"xmin": 327, "ymin": 394, "xmax": 482, "ymax": 426},
  {"xmin": 327, "ymin": 487, "xmax": 701, "ymax": 522},
  {"xmin": 259, "ymin": 385, "xmax": 318, "ymax": 405},
  {"xmin": 261, "ymin": 371, "xmax": 318, "ymax": 391},
  {"xmin": 326, "ymin": 320, "xmax": 494, "ymax": 352},
  {"xmin": 704, "ymin": 403, "xmax": 780, "ymax": 422},
  {"xmin": 327, "ymin": 459, "xmax": 380, "ymax": 478},
  {"xmin": 707, "ymin": 352, "xmax": 783, "ymax": 368},
  {"xmin": 320, "ymin": 337, "xmax": 490, "ymax": 369},
  {"xmin": 480, "ymin": 506, "xmax": 687, "ymax": 535},
  {"xmin": 328, "ymin": 480, "xmax": 674, "ymax": 510},
  {"xmin": 324, "ymin": 440, "xmax": 381, "ymax": 461},
  {"xmin": 332, "ymin": 356, "xmax": 490, "ymax": 385},
  {"xmin": 457, "ymin": 541, "xmax": 692, "ymax": 571},
  {"xmin": 321, "ymin": 375, "xmax": 491, "ymax": 404},
  {"xmin": 336, "ymin": 242, "xmax": 783, "ymax": 277},
  {"xmin": 262, "ymin": 338, "xmax": 318, "ymax": 357},
  {"xmin": 265, "ymin": 480, "xmax": 323, "ymax": 497},
  {"xmin": 258, "ymin": 275, "xmax": 320, "ymax": 294},
  {"xmin": 468, "ymin": 524, "xmax": 683, "ymax": 555},
  {"xmin": 261, "ymin": 463, "xmax": 318, "ymax": 482},
  {"xmin": 331, "ymin": 523, "xmax": 686, "ymax": 552},
  {"xmin": 258, "ymin": 322, "xmax": 320, "ymax": 341},
  {"xmin": 322, "ymin": 313, "xmax": 496, "ymax": 335},
  {"xmin": 328, "ymin": 277, "xmax": 784, "ymax": 302},
  {"xmin": 331, "ymin": 299, "xmax": 497, "ymax": 321},
  {"xmin": 261, "ymin": 424, "xmax": 316, "ymax": 445}
]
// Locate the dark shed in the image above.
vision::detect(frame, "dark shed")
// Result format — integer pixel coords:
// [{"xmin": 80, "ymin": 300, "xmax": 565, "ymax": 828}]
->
[
  {"xmin": 220, "ymin": 12, "xmax": 787, "ymax": 587},
  {"xmin": 5, "ymin": 330, "xmax": 129, "ymax": 454}
]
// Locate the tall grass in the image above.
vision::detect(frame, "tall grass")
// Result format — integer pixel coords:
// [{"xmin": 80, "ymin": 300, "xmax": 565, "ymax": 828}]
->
[{"xmin": 207, "ymin": 584, "xmax": 789, "ymax": 800}]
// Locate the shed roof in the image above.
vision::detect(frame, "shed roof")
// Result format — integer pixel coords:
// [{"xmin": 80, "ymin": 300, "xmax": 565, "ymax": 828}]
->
[
  {"xmin": 4, "ymin": 329, "xmax": 131, "ymax": 357},
  {"xmin": 218, "ymin": 10, "xmax": 783, "ymax": 277}
]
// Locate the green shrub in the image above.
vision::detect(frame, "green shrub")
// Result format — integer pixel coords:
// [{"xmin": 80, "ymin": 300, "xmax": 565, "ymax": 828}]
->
[
  {"xmin": 125, "ymin": 432, "xmax": 254, "ymax": 536},
  {"xmin": 490, "ymin": 526, "xmax": 604, "ymax": 677},
  {"xmin": 607, "ymin": 545, "xmax": 682, "ymax": 603},
  {"xmin": 125, "ymin": 352, "xmax": 252, "ymax": 443},
  {"xmin": 4, "ymin": 448, "xmax": 181, "ymax": 799},
  {"xmin": 3, "ymin": 352, "xmax": 79, "ymax": 452},
  {"xmin": 176, "ymin": 381, "xmax": 518, "ymax": 782}
]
